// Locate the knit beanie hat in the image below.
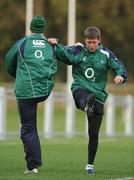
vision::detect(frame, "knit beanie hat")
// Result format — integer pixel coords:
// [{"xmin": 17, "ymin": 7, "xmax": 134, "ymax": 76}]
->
[{"xmin": 30, "ymin": 16, "xmax": 46, "ymax": 33}]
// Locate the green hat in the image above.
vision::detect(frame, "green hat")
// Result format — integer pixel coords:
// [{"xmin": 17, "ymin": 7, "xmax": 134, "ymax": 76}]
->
[{"xmin": 30, "ymin": 16, "xmax": 46, "ymax": 33}]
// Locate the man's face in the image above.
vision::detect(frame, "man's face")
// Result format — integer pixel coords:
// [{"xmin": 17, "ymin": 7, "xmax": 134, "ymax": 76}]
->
[{"xmin": 84, "ymin": 38, "xmax": 100, "ymax": 52}]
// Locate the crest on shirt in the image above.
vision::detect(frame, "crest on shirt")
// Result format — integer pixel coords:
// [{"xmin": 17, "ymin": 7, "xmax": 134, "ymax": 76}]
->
[
  {"xmin": 100, "ymin": 60, "xmax": 105, "ymax": 64},
  {"xmin": 82, "ymin": 56, "xmax": 87, "ymax": 62}
]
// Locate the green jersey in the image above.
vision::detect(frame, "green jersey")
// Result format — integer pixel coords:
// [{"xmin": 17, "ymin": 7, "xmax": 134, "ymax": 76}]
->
[
  {"xmin": 55, "ymin": 44, "xmax": 128, "ymax": 104},
  {"xmin": 6, "ymin": 34, "xmax": 57, "ymax": 99}
]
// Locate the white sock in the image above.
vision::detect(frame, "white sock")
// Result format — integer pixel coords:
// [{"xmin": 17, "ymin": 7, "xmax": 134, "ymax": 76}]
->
[{"xmin": 86, "ymin": 164, "xmax": 94, "ymax": 170}]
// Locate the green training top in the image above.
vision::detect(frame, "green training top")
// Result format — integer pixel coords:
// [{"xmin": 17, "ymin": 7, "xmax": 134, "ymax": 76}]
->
[
  {"xmin": 55, "ymin": 44, "xmax": 128, "ymax": 104},
  {"xmin": 5, "ymin": 34, "xmax": 57, "ymax": 99}
]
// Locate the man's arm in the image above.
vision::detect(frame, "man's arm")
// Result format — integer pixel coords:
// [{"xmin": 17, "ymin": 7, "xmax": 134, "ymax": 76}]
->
[
  {"xmin": 48, "ymin": 38, "xmax": 84, "ymax": 65},
  {"xmin": 56, "ymin": 44, "xmax": 84, "ymax": 65},
  {"xmin": 107, "ymin": 50, "xmax": 128, "ymax": 84},
  {"xmin": 5, "ymin": 42, "xmax": 18, "ymax": 77},
  {"xmin": 109, "ymin": 58, "xmax": 128, "ymax": 84}
]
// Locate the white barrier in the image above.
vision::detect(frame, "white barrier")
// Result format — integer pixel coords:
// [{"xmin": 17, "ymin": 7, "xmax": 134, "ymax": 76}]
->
[
  {"xmin": 0, "ymin": 88, "xmax": 133, "ymax": 139},
  {"xmin": 43, "ymin": 92, "xmax": 75, "ymax": 138},
  {"xmin": 43, "ymin": 93, "xmax": 54, "ymax": 138},
  {"xmin": 44, "ymin": 93, "xmax": 133, "ymax": 138},
  {"xmin": 65, "ymin": 93, "xmax": 75, "ymax": 137},
  {"xmin": 124, "ymin": 95, "xmax": 134, "ymax": 136},
  {"xmin": 0, "ymin": 87, "xmax": 6, "ymax": 140},
  {"xmin": 105, "ymin": 94, "xmax": 115, "ymax": 136}
]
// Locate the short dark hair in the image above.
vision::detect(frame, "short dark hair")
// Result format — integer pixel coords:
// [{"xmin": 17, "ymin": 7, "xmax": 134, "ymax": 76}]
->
[{"xmin": 84, "ymin": 27, "xmax": 101, "ymax": 40}]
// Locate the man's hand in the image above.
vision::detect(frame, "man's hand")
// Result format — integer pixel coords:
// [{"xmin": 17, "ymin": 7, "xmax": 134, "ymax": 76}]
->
[
  {"xmin": 114, "ymin": 75, "xmax": 124, "ymax": 84},
  {"xmin": 48, "ymin": 38, "xmax": 58, "ymax": 45}
]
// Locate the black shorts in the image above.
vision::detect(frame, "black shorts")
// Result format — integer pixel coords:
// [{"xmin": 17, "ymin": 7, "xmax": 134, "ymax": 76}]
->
[{"xmin": 72, "ymin": 88, "xmax": 104, "ymax": 114}]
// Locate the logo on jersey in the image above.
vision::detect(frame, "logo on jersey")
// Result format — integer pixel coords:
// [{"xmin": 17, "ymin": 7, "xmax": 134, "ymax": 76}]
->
[
  {"xmin": 85, "ymin": 68, "xmax": 96, "ymax": 81},
  {"xmin": 82, "ymin": 56, "xmax": 87, "ymax": 62},
  {"xmin": 35, "ymin": 50, "xmax": 43, "ymax": 58},
  {"xmin": 100, "ymin": 60, "xmax": 105, "ymax": 64},
  {"xmin": 32, "ymin": 40, "xmax": 46, "ymax": 46}
]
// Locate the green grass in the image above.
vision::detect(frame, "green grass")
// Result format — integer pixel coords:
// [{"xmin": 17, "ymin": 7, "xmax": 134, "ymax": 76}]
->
[
  {"xmin": 3, "ymin": 99, "xmax": 134, "ymax": 179},
  {"xmin": 0, "ymin": 137, "xmax": 134, "ymax": 180}
]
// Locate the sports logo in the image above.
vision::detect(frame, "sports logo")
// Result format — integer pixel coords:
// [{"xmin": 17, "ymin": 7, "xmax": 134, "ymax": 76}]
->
[
  {"xmin": 82, "ymin": 57, "xmax": 87, "ymax": 62},
  {"xmin": 100, "ymin": 60, "xmax": 104, "ymax": 64},
  {"xmin": 35, "ymin": 50, "xmax": 43, "ymax": 58},
  {"xmin": 32, "ymin": 40, "xmax": 46, "ymax": 46},
  {"xmin": 85, "ymin": 68, "xmax": 95, "ymax": 81}
]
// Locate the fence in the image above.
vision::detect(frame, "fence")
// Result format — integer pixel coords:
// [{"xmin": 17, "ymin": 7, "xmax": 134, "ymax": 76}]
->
[{"xmin": 0, "ymin": 87, "xmax": 133, "ymax": 139}]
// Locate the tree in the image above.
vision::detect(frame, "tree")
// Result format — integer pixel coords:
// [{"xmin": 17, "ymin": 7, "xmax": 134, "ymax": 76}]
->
[
  {"xmin": 0, "ymin": 0, "xmax": 25, "ymax": 81},
  {"xmin": 1, "ymin": 0, "xmax": 134, "ymax": 82},
  {"xmin": 77, "ymin": 0, "xmax": 134, "ymax": 81}
]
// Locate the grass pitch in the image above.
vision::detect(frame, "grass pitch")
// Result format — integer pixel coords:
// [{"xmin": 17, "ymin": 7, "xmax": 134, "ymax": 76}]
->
[
  {"xmin": 0, "ymin": 136, "xmax": 134, "ymax": 180},
  {"xmin": 2, "ymin": 98, "xmax": 134, "ymax": 179}
]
